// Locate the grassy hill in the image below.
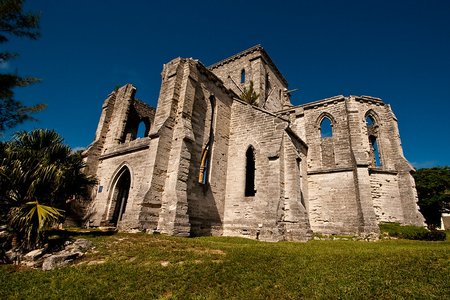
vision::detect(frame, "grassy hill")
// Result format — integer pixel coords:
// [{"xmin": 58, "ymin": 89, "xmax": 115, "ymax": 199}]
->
[{"xmin": 1, "ymin": 232, "xmax": 449, "ymax": 299}]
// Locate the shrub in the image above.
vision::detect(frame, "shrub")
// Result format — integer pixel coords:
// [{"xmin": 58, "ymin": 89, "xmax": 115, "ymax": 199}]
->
[{"xmin": 379, "ymin": 223, "xmax": 446, "ymax": 241}]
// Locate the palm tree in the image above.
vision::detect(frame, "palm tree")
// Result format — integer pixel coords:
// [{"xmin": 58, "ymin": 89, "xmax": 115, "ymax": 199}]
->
[{"xmin": 0, "ymin": 129, "xmax": 96, "ymax": 250}]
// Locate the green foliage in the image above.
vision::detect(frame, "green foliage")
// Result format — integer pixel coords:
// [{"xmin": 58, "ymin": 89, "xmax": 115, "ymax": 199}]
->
[
  {"xmin": 1, "ymin": 233, "xmax": 449, "ymax": 299},
  {"xmin": 0, "ymin": 0, "xmax": 46, "ymax": 133},
  {"xmin": 413, "ymin": 167, "xmax": 450, "ymax": 228},
  {"xmin": 240, "ymin": 80, "xmax": 259, "ymax": 105},
  {"xmin": 8, "ymin": 201, "xmax": 63, "ymax": 249},
  {"xmin": 380, "ymin": 222, "xmax": 446, "ymax": 241},
  {"xmin": 0, "ymin": 129, "xmax": 96, "ymax": 250}
]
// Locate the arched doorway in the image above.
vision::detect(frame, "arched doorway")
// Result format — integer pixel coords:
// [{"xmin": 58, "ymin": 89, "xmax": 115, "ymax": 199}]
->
[{"xmin": 109, "ymin": 168, "xmax": 131, "ymax": 226}]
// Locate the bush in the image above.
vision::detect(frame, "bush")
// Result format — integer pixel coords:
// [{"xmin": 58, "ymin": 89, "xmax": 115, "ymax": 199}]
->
[{"xmin": 379, "ymin": 223, "xmax": 446, "ymax": 241}]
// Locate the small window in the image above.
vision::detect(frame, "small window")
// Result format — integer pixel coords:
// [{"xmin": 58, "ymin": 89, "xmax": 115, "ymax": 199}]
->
[
  {"xmin": 245, "ymin": 146, "xmax": 256, "ymax": 197},
  {"xmin": 320, "ymin": 117, "xmax": 333, "ymax": 138},
  {"xmin": 136, "ymin": 120, "xmax": 147, "ymax": 138},
  {"xmin": 241, "ymin": 69, "xmax": 246, "ymax": 84}
]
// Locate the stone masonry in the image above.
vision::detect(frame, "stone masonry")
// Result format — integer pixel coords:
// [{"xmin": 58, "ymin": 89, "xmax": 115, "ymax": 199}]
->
[{"xmin": 83, "ymin": 45, "xmax": 424, "ymax": 241}]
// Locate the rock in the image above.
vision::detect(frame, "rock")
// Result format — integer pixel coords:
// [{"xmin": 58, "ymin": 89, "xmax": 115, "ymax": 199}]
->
[
  {"xmin": 65, "ymin": 239, "xmax": 92, "ymax": 252},
  {"xmin": 41, "ymin": 239, "xmax": 92, "ymax": 271},
  {"xmin": 21, "ymin": 248, "xmax": 46, "ymax": 268},
  {"xmin": 5, "ymin": 250, "xmax": 19, "ymax": 264},
  {"xmin": 42, "ymin": 251, "xmax": 82, "ymax": 271},
  {"xmin": 160, "ymin": 261, "xmax": 170, "ymax": 267},
  {"xmin": 23, "ymin": 248, "xmax": 45, "ymax": 261}
]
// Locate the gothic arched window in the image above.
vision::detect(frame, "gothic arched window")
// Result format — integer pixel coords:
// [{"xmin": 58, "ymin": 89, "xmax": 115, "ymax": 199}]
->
[
  {"xmin": 245, "ymin": 146, "xmax": 256, "ymax": 197},
  {"xmin": 136, "ymin": 120, "xmax": 147, "ymax": 139},
  {"xmin": 366, "ymin": 115, "xmax": 375, "ymax": 126},
  {"xmin": 320, "ymin": 117, "xmax": 333, "ymax": 138},
  {"xmin": 369, "ymin": 135, "xmax": 382, "ymax": 167},
  {"xmin": 366, "ymin": 113, "xmax": 382, "ymax": 167},
  {"xmin": 241, "ymin": 69, "xmax": 246, "ymax": 84}
]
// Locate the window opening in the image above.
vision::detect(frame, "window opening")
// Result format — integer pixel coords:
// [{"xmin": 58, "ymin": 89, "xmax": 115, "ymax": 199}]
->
[
  {"xmin": 245, "ymin": 146, "xmax": 256, "ymax": 196},
  {"xmin": 198, "ymin": 95, "xmax": 215, "ymax": 186},
  {"xmin": 240, "ymin": 69, "xmax": 246, "ymax": 84},
  {"xmin": 366, "ymin": 115, "xmax": 375, "ymax": 126},
  {"xmin": 320, "ymin": 117, "xmax": 333, "ymax": 138},
  {"xmin": 369, "ymin": 135, "xmax": 382, "ymax": 167},
  {"xmin": 199, "ymin": 145, "xmax": 210, "ymax": 184},
  {"xmin": 136, "ymin": 120, "xmax": 147, "ymax": 139}
]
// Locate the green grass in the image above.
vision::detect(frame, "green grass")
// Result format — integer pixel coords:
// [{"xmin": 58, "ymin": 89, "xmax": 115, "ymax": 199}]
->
[
  {"xmin": 379, "ymin": 222, "xmax": 447, "ymax": 241},
  {"xmin": 1, "ymin": 232, "xmax": 449, "ymax": 299}
]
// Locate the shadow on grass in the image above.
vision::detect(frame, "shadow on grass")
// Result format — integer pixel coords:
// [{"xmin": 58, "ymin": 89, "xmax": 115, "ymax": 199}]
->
[{"xmin": 44, "ymin": 228, "xmax": 117, "ymax": 251}]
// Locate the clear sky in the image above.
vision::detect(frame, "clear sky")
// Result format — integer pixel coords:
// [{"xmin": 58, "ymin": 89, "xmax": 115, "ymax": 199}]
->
[{"xmin": 3, "ymin": 0, "xmax": 450, "ymax": 168}]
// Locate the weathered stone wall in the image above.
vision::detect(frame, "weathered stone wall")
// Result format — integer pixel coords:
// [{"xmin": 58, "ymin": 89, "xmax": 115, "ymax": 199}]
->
[
  {"xmin": 349, "ymin": 96, "xmax": 424, "ymax": 225},
  {"xmin": 307, "ymin": 171, "xmax": 361, "ymax": 234},
  {"xmin": 84, "ymin": 84, "xmax": 156, "ymax": 228},
  {"xmin": 285, "ymin": 95, "xmax": 423, "ymax": 235},
  {"xmin": 137, "ymin": 58, "xmax": 235, "ymax": 236},
  {"xmin": 209, "ymin": 45, "xmax": 289, "ymax": 112},
  {"xmin": 83, "ymin": 91, "xmax": 116, "ymax": 179},
  {"xmin": 223, "ymin": 99, "xmax": 310, "ymax": 241},
  {"xmin": 90, "ymin": 139, "xmax": 152, "ymax": 229},
  {"xmin": 370, "ymin": 172, "xmax": 403, "ymax": 223}
]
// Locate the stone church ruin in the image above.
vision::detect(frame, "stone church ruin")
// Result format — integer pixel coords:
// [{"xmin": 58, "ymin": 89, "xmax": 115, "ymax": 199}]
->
[{"xmin": 83, "ymin": 45, "xmax": 424, "ymax": 241}]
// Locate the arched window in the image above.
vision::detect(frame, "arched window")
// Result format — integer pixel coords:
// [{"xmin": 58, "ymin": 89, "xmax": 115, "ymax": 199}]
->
[
  {"xmin": 245, "ymin": 146, "xmax": 256, "ymax": 197},
  {"xmin": 241, "ymin": 69, "xmax": 246, "ymax": 84},
  {"xmin": 136, "ymin": 120, "xmax": 147, "ymax": 139},
  {"xmin": 198, "ymin": 95, "xmax": 215, "ymax": 186},
  {"xmin": 366, "ymin": 112, "xmax": 382, "ymax": 167},
  {"xmin": 320, "ymin": 117, "xmax": 333, "ymax": 138},
  {"xmin": 366, "ymin": 115, "xmax": 375, "ymax": 126},
  {"xmin": 109, "ymin": 167, "xmax": 131, "ymax": 226},
  {"xmin": 199, "ymin": 145, "xmax": 210, "ymax": 185},
  {"xmin": 369, "ymin": 135, "xmax": 382, "ymax": 167}
]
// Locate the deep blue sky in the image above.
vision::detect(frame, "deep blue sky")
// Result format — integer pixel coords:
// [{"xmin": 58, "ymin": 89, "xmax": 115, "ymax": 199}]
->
[{"xmin": 3, "ymin": 0, "xmax": 450, "ymax": 168}]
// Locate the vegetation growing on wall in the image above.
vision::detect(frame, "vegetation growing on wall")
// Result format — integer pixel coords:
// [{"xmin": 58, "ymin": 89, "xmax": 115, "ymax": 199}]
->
[{"xmin": 240, "ymin": 81, "xmax": 259, "ymax": 105}]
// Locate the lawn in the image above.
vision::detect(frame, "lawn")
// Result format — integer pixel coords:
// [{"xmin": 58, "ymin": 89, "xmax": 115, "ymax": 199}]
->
[{"xmin": 1, "ymin": 232, "xmax": 449, "ymax": 299}]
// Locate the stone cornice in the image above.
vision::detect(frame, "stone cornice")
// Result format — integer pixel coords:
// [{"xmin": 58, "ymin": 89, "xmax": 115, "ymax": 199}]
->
[{"xmin": 100, "ymin": 139, "xmax": 150, "ymax": 160}]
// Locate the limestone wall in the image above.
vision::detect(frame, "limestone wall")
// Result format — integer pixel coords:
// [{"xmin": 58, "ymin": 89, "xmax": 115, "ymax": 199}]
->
[
  {"xmin": 307, "ymin": 171, "xmax": 361, "ymax": 234},
  {"xmin": 89, "ymin": 139, "xmax": 152, "ymax": 228},
  {"xmin": 209, "ymin": 46, "xmax": 289, "ymax": 112},
  {"xmin": 286, "ymin": 95, "xmax": 423, "ymax": 234},
  {"xmin": 370, "ymin": 172, "xmax": 403, "ymax": 223},
  {"xmin": 84, "ymin": 85, "xmax": 156, "ymax": 228},
  {"xmin": 136, "ymin": 58, "xmax": 235, "ymax": 236},
  {"xmin": 223, "ymin": 100, "xmax": 310, "ymax": 241}
]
